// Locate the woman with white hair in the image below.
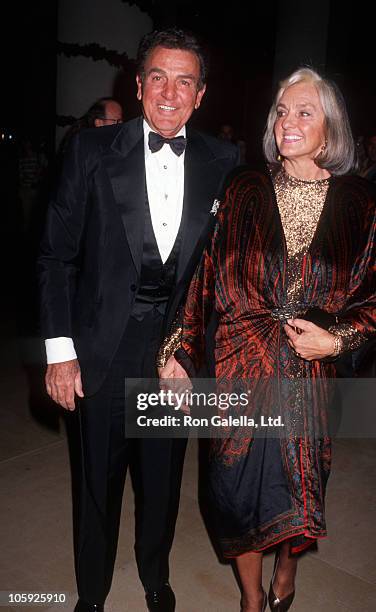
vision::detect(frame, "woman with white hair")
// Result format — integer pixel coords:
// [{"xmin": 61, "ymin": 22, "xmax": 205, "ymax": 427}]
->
[{"xmin": 158, "ymin": 68, "xmax": 376, "ymax": 611}]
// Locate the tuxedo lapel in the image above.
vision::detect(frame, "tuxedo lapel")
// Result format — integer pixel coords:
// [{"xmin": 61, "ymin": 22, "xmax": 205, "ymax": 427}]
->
[
  {"xmin": 177, "ymin": 131, "xmax": 218, "ymax": 282},
  {"xmin": 104, "ymin": 119, "xmax": 145, "ymax": 275},
  {"xmin": 104, "ymin": 122, "xmax": 228, "ymax": 281}
]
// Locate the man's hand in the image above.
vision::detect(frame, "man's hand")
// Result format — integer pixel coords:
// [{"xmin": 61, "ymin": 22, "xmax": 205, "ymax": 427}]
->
[
  {"xmin": 284, "ymin": 318, "xmax": 336, "ymax": 361},
  {"xmin": 45, "ymin": 359, "xmax": 84, "ymax": 411}
]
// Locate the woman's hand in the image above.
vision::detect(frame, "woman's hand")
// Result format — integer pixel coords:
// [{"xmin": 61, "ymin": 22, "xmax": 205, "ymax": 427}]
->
[
  {"xmin": 158, "ymin": 356, "xmax": 192, "ymax": 413},
  {"xmin": 158, "ymin": 355, "xmax": 190, "ymax": 381},
  {"xmin": 284, "ymin": 318, "xmax": 337, "ymax": 360}
]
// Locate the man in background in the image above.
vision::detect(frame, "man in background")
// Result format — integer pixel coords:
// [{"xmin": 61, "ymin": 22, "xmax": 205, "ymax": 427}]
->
[{"xmin": 58, "ymin": 97, "xmax": 123, "ymax": 159}]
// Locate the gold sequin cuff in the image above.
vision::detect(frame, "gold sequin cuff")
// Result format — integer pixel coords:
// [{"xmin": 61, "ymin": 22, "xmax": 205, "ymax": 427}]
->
[
  {"xmin": 156, "ymin": 320, "xmax": 183, "ymax": 369},
  {"xmin": 328, "ymin": 323, "xmax": 368, "ymax": 354},
  {"xmin": 331, "ymin": 335, "xmax": 343, "ymax": 357}
]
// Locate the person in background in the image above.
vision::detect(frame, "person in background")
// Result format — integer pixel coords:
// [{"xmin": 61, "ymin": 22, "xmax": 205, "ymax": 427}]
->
[
  {"xmin": 159, "ymin": 67, "xmax": 376, "ymax": 611},
  {"xmin": 218, "ymin": 122, "xmax": 247, "ymax": 163},
  {"xmin": 38, "ymin": 28, "xmax": 239, "ymax": 612},
  {"xmin": 86, "ymin": 97, "xmax": 124, "ymax": 127},
  {"xmin": 18, "ymin": 137, "xmax": 45, "ymax": 234},
  {"xmin": 58, "ymin": 97, "xmax": 123, "ymax": 158},
  {"xmin": 218, "ymin": 122, "xmax": 236, "ymax": 142}
]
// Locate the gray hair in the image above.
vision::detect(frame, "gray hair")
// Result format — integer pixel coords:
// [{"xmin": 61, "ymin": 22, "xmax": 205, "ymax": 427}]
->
[{"xmin": 263, "ymin": 67, "xmax": 356, "ymax": 175}]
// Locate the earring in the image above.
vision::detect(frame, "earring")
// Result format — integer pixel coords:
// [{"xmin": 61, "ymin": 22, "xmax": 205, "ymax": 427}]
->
[
  {"xmin": 277, "ymin": 154, "xmax": 283, "ymax": 162},
  {"xmin": 321, "ymin": 139, "xmax": 327, "ymax": 153}
]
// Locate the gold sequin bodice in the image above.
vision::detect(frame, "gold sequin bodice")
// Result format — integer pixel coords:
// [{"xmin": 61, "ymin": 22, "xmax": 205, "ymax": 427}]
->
[
  {"xmin": 273, "ymin": 167, "xmax": 330, "ymax": 302},
  {"xmin": 156, "ymin": 168, "xmax": 365, "ymax": 369}
]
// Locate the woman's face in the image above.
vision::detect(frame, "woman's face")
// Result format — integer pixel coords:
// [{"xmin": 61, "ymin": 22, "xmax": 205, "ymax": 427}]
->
[{"xmin": 274, "ymin": 82, "xmax": 326, "ymax": 164}]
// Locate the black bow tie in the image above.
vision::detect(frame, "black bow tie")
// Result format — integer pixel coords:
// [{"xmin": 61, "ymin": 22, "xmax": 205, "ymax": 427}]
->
[{"xmin": 148, "ymin": 131, "xmax": 186, "ymax": 156}]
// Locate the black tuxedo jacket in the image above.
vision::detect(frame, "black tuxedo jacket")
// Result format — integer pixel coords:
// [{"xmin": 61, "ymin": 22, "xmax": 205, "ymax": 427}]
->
[{"xmin": 38, "ymin": 117, "xmax": 239, "ymax": 395}]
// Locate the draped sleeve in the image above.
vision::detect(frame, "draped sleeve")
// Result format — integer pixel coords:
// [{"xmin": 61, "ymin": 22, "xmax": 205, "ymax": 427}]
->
[
  {"xmin": 174, "ymin": 195, "xmax": 232, "ymax": 377},
  {"xmin": 335, "ymin": 179, "xmax": 376, "ymax": 337},
  {"xmin": 155, "ymin": 243, "xmax": 215, "ymax": 375},
  {"xmin": 156, "ymin": 167, "xmax": 242, "ymax": 375},
  {"xmin": 324, "ymin": 177, "xmax": 376, "ymax": 369}
]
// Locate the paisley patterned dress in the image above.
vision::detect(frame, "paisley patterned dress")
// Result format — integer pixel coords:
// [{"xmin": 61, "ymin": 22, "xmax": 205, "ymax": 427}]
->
[{"xmin": 174, "ymin": 166, "xmax": 376, "ymax": 556}]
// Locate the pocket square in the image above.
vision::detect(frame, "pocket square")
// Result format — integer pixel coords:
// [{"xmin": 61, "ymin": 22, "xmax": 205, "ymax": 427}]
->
[{"xmin": 210, "ymin": 199, "xmax": 221, "ymax": 215}]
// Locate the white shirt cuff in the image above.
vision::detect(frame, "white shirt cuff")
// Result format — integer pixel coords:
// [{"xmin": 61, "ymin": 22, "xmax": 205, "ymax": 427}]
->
[{"xmin": 45, "ymin": 337, "xmax": 78, "ymax": 364}]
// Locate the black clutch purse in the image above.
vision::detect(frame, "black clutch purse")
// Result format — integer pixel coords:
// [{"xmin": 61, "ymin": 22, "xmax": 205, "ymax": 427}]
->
[
  {"xmin": 300, "ymin": 307, "xmax": 376, "ymax": 377},
  {"xmin": 300, "ymin": 307, "xmax": 337, "ymax": 330},
  {"xmin": 351, "ymin": 338, "xmax": 376, "ymax": 377}
]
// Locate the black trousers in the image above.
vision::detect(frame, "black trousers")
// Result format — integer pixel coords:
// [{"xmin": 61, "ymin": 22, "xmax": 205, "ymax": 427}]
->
[{"xmin": 74, "ymin": 309, "xmax": 187, "ymax": 604}]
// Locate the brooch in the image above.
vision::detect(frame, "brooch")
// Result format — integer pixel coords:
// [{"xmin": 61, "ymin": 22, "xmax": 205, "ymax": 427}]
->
[{"xmin": 210, "ymin": 199, "xmax": 221, "ymax": 215}]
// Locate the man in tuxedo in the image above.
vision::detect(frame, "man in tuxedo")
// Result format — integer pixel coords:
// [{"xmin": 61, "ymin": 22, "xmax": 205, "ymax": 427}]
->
[{"xmin": 38, "ymin": 28, "xmax": 238, "ymax": 612}]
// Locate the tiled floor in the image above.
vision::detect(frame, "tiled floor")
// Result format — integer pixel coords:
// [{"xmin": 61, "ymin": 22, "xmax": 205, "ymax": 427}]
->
[{"xmin": 1, "ymin": 312, "xmax": 375, "ymax": 611}]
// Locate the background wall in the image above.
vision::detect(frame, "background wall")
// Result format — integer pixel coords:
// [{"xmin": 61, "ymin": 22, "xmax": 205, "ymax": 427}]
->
[
  {"xmin": 56, "ymin": 0, "xmax": 152, "ymax": 144},
  {"xmin": 1, "ymin": 0, "xmax": 376, "ymax": 163}
]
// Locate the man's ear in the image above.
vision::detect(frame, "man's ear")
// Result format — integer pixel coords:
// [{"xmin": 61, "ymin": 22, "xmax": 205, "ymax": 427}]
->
[
  {"xmin": 194, "ymin": 84, "xmax": 206, "ymax": 110},
  {"xmin": 136, "ymin": 75, "xmax": 143, "ymax": 101}
]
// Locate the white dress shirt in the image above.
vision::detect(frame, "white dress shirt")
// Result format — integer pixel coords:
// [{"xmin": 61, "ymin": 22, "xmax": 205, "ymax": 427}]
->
[
  {"xmin": 144, "ymin": 121, "xmax": 185, "ymax": 263},
  {"xmin": 45, "ymin": 119, "xmax": 186, "ymax": 364}
]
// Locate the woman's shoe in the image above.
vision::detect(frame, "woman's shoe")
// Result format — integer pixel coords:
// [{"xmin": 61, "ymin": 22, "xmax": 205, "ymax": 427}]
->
[
  {"xmin": 268, "ymin": 552, "xmax": 295, "ymax": 611},
  {"xmin": 268, "ymin": 583, "xmax": 295, "ymax": 611}
]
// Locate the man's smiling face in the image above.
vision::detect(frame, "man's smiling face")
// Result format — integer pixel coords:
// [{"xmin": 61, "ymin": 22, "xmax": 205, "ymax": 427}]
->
[{"xmin": 136, "ymin": 45, "xmax": 206, "ymax": 138}]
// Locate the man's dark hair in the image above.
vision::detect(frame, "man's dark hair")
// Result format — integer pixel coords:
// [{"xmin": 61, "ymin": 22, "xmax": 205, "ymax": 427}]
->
[
  {"xmin": 85, "ymin": 97, "xmax": 117, "ymax": 126},
  {"xmin": 137, "ymin": 28, "xmax": 208, "ymax": 90}
]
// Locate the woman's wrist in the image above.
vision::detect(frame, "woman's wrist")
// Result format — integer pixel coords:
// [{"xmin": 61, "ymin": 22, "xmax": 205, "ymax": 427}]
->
[{"xmin": 331, "ymin": 333, "xmax": 343, "ymax": 357}]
